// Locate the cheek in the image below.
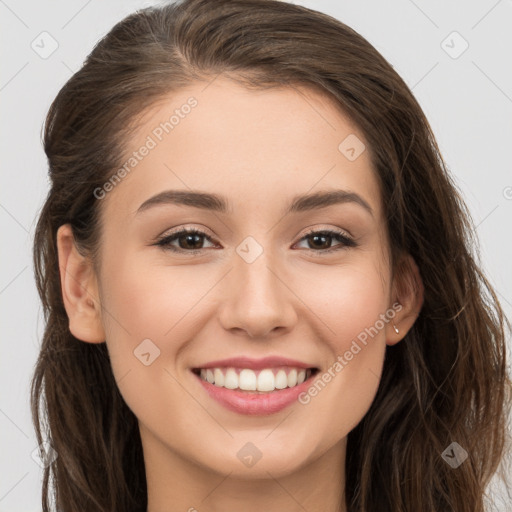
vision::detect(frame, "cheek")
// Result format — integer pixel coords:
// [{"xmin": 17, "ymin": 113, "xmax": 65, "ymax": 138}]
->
[
  {"xmin": 292, "ymin": 262, "xmax": 390, "ymax": 435},
  {"xmin": 100, "ymin": 250, "xmax": 208, "ymax": 338},
  {"xmin": 96, "ymin": 252, "xmax": 199, "ymax": 427},
  {"xmin": 97, "ymin": 251, "xmax": 217, "ymax": 387},
  {"xmin": 293, "ymin": 259, "xmax": 390, "ymax": 347}
]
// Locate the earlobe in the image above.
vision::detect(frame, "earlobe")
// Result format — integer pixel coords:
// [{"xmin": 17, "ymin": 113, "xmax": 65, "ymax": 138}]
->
[
  {"xmin": 386, "ymin": 253, "xmax": 424, "ymax": 346},
  {"xmin": 56, "ymin": 224, "xmax": 106, "ymax": 343}
]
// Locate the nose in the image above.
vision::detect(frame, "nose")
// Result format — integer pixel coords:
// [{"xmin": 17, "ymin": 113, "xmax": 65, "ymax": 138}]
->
[{"xmin": 217, "ymin": 250, "xmax": 298, "ymax": 339}]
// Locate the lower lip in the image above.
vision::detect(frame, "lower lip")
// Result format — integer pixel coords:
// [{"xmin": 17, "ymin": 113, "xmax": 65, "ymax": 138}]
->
[{"xmin": 192, "ymin": 370, "xmax": 316, "ymax": 415}]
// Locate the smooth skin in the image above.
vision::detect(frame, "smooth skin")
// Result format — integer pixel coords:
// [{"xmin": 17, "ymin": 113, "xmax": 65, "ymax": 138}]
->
[{"xmin": 57, "ymin": 76, "xmax": 423, "ymax": 512}]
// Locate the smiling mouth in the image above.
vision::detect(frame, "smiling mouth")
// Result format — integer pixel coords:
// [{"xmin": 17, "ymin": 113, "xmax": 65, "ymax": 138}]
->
[{"xmin": 191, "ymin": 366, "xmax": 320, "ymax": 393}]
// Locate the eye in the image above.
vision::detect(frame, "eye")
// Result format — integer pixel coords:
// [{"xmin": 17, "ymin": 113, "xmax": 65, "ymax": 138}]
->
[
  {"xmin": 153, "ymin": 227, "xmax": 357, "ymax": 254},
  {"xmin": 154, "ymin": 228, "xmax": 217, "ymax": 253},
  {"xmin": 294, "ymin": 228, "xmax": 357, "ymax": 254}
]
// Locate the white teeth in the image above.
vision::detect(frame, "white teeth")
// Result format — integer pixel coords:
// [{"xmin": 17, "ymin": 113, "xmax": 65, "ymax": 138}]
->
[
  {"xmin": 287, "ymin": 368, "xmax": 297, "ymax": 387},
  {"xmin": 224, "ymin": 368, "xmax": 238, "ymax": 390},
  {"xmin": 257, "ymin": 369, "xmax": 275, "ymax": 392},
  {"xmin": 214, "ymin": 368, "xmax": 224, "ymax": 387},
  {"xmin": 239, "ymin": 369, "xmax": 257, "ymax": 391},
  {"xmin": 196, "ymin": 366, "xmax": 314, "ymax": 392},
  {"xmin": 275, "ymin": 370, "xmax": 288, "ymax": 389}
]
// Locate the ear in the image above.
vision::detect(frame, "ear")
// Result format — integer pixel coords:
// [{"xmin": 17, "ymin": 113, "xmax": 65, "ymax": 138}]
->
[
  {"xmin": 56, "ymin": 224, "xmax": 106, "ymax": 343},
  {"xmin": 385, "ymin": 253, "xmax": 424, "ymax": 346}
]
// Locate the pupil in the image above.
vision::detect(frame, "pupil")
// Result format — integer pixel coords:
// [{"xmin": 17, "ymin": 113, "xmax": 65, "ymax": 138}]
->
[
  {"xmin": 182, "ymin": 234, "xmax": 202, "ymax": 249},
  {"xmin": 310, "ymin": 234, "xmax": 330, "ymax": 249}
]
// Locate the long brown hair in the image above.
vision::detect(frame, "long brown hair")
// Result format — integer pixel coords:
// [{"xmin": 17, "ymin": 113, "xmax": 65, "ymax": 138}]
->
[{"xmin": 31, "ymin": 0, "xmax": 511, "ymax": 510}]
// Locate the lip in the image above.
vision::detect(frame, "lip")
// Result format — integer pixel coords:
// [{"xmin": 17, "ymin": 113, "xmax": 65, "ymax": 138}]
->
[
  {"xmin": 193, "ymin": 356, "xmax": 316, "ymax": 371},
  {"xmin": 191, "ymin": 367, "xmax": 319, "ymax": 416}
]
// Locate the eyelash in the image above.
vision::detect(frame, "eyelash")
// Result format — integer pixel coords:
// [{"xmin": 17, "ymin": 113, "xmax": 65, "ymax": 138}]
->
[{"xmin": 153, "ymin": 227, "xmax": 358, "ymax": 255}]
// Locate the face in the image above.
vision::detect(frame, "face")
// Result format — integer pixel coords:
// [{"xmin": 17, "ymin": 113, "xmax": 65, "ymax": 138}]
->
[{"xmin": 77, "ymin": 77, "xmax": 408, "ymax": 480}]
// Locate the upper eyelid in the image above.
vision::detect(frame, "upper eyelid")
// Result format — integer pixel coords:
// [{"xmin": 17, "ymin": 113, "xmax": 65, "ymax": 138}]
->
[
  {"xmin": 301, "ymin": 226, "xmax": 352, "ymax": 239},
  {"xmin": 157, "ymin": 226, "xmax": 352, "ymax": 241},
  {"xmin": 157, "ymin": 226, "xmax": 216, "ymax": 244}
]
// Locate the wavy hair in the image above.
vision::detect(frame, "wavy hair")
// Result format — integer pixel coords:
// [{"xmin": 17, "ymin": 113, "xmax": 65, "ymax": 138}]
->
[{"xmin": 31, "ymin": 0, "xmax": 511, "ymax": 510}]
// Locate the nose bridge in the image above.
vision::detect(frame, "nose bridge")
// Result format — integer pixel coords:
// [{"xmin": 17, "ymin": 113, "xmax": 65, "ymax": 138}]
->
[
  {"xmin": 233, "ymin": 237, "xmax": 284, "ymax": 307},
  {"xmin": 218, "ymin": 237, "xmax": 297, "ymax": 337}
]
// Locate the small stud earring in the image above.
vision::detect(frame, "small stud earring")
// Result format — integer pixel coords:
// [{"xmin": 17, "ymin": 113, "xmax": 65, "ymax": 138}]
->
[{"xmin": 393, "ymin": 324, "xmax": 400, "ymax": 334}]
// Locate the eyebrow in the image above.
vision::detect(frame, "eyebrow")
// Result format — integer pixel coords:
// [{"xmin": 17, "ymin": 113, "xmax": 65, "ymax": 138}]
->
[{"xmin": 136, "ymin": 188, "xmax": 374, "ymax": 217}]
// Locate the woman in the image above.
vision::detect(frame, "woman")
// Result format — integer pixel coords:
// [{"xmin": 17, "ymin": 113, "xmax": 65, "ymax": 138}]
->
[{"xmin": 31, "ymin": 0, "xmax": 511, "ymax": 510}]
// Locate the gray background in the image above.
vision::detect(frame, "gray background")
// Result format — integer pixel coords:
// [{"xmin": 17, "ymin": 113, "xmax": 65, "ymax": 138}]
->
[{"xmin": 1, "ymin": 0, "xmax": 511, "ymax": 510}]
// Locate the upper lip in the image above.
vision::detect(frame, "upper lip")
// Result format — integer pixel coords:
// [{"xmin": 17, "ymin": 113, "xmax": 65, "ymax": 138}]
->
[{"xmin": 193, "ymin": 356, "xmax": 318, "ymax": 371}]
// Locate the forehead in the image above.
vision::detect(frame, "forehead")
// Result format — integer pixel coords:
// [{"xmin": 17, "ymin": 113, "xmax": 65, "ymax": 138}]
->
[{"xmin": 101, "ymin": 77, "xmax": 382, "ymax": 221}]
